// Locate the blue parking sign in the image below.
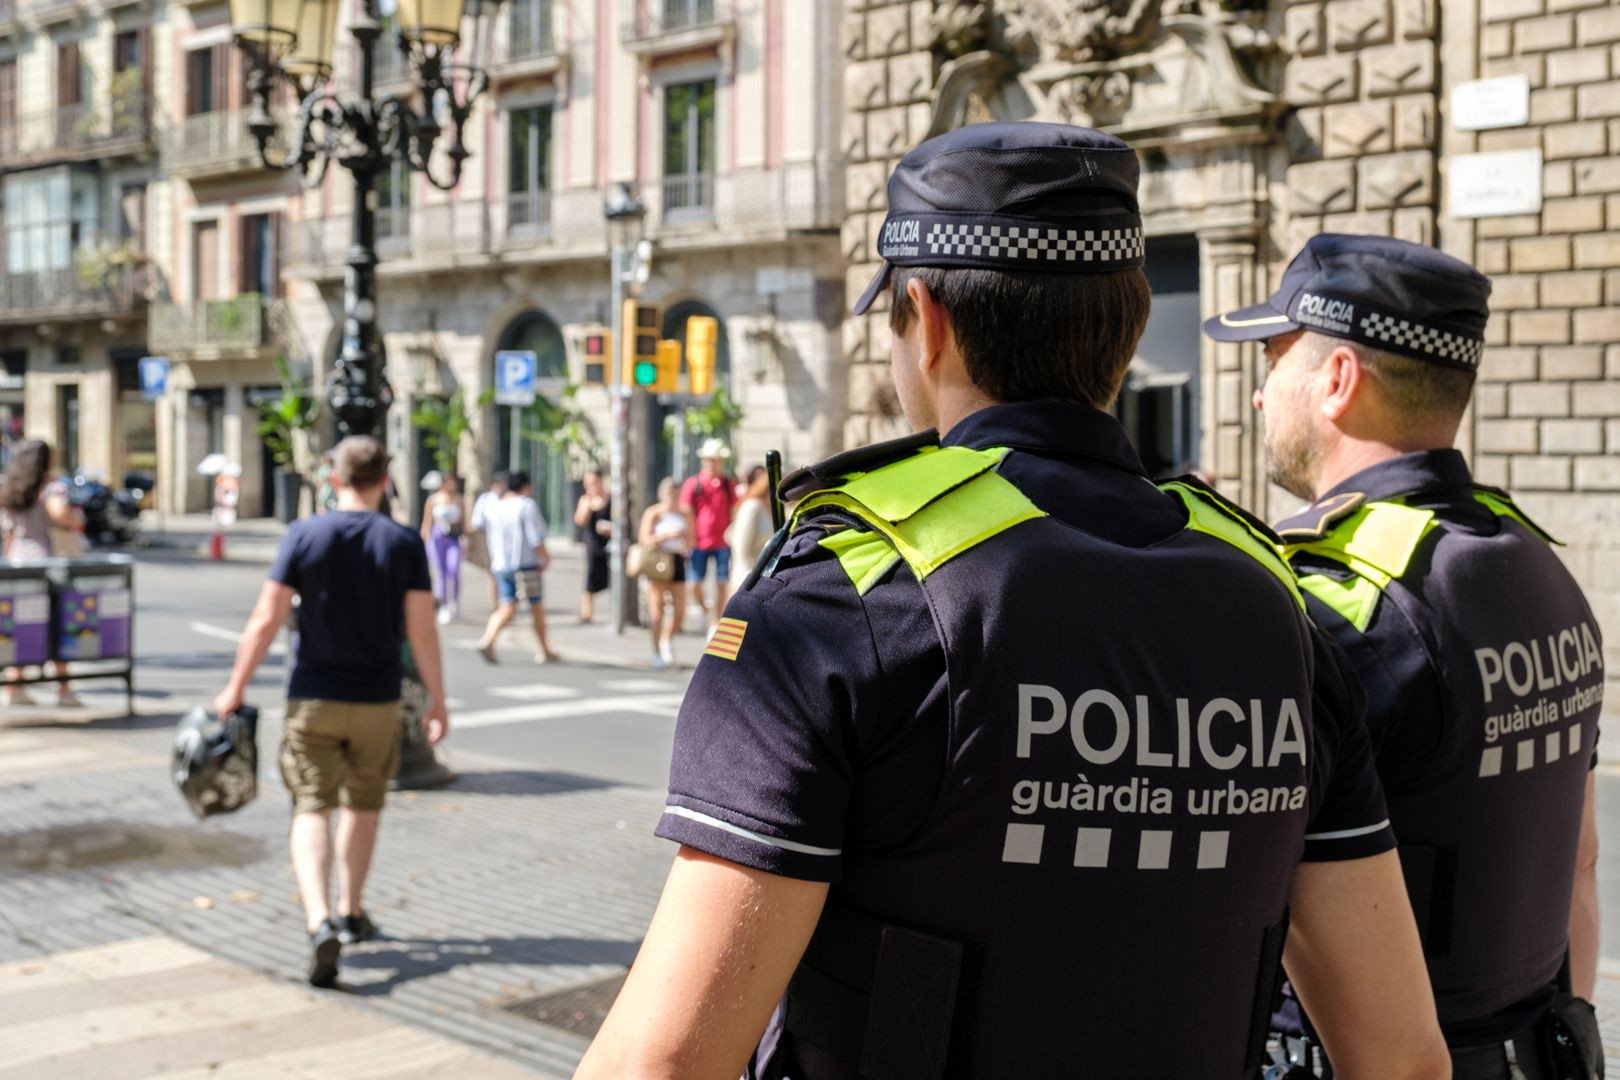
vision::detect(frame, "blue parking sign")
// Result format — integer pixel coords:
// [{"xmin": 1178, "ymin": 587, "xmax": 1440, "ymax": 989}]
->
[
  {"xmin": 494, "ymin": 350, "xmax": 538, "ymax": 406},
  {"xmin": 138, "ymin": 357, "xmax": 169, "ymax": 402}
]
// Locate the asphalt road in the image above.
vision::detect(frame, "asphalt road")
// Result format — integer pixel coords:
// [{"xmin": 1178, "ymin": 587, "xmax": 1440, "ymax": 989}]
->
[
  {"xmin": 84, "ymin": 550, "xmax": 1620, "ymax": 968},
  {"xmin": 121, "ymin": 549, "xmax": 690, "ymax": 790}
]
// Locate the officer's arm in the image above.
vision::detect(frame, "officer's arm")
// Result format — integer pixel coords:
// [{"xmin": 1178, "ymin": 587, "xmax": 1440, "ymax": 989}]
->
[
  {"xmin": 576, "ymin": 847, "xmax": 828, "ymax": 1080},
  {"xmin": 1285, "ymin": 851, "xmax": 1451, "ymax": 1079},
  {"xmin": 1568, "ymin": 771, "xmax": 1600, "ymax": 999}
]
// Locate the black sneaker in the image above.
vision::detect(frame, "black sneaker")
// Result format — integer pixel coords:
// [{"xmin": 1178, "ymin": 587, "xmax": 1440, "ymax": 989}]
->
[
  {"xmin": 307, "ymin": 919, "xmax": 342, "ymax": 988},
  {"xmin": 334, "ymin": 911, "xmax": 377, "ymax": 945}
]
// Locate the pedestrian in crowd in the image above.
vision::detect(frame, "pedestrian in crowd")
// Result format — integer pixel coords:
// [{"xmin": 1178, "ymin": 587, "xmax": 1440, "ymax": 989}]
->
[
  {"xmin": 474, "ymin": 470, "xmax": 557, "ymax": 664},
  {"xmin": 637, "ymin": 477, "xmax": 691, "ymax": 671},
  {"xmin": 680, "ymin": 439, "xmax": 736, "ymax": 634},
  {"xmin": 725, "ymin": 465, "xmax": 774, "ymax": 594},
  {"xmin": 1206, "ymin": 233, "xmax": 1606, "ymax": 1077},
  {"xmin": 468, "ymin": 470, "xmax": 508, "ymax": 609},
  {"xmin": 213, "ymin": 435, "xmax": 447, "ymax": 989},
  {"xmin": 0, "ymin": 439, "xmax": 83, "ymax": 707},
  {"xmin": 314, "ymin": 451, "xmax": 337, "ymax": 513},
  {"xmin": 573, "ymin": 469, "xmax": 611, "ymax": 624},
  {"xmin": 419, "ymin": 471, "xmax": 464, "ymax": 624},
  {"xmin": 579, "ymin": 123, "xmax": 1447, "ymax": 1079}
]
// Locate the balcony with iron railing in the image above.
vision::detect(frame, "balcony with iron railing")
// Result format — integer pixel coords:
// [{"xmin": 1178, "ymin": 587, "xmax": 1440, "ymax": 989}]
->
[
  {"xmin": 647, "ymin": 160, "xmax": 845, "ymax": 239},
  {"xmin": 148, "ymin": 293, "xmax": 271, "ymax": 355},
  {"xmin": 372, "ymin": 40, "xmax": 413, "ymax": 88},
  {"xmin": 0, "ymin": 90, "xmax": 154, "ymax": 170},
  {"xmin": 288, "ymin": 201, "xmax": 495, "ymax": 275},
  {"xmin": 490, "ymin": 1, "xmax": 558, "ymax": 72},
  {"xmin": 0, "ymin": 262, "xmax": 147, "ymax": 325},
  {"xmin": 163, "ymin": 108, "xmax": 276, "ymax": 179},
  {"xmin": 620, "ymin": 0, "xmax": 731, "ymax": 51},
  {"xmin": 21, "ymin": 0, "xmax": 76, "ymax": 24}
]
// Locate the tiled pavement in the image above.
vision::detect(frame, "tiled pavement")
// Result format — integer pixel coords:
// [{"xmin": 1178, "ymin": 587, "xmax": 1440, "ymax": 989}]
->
[{"xmin": 0, "ymin": 717, "xmax": 671, "ymax": 1078}]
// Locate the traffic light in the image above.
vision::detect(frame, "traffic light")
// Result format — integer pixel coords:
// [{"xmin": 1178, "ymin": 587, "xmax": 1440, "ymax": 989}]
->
[
  {"xmin": 580, "ymin": 327, "xmax": 612, "ymax": 385},
  {"xmin": 622, "ymin": 300, "xmax": 660, "ymax": 388},
  {"xmin": 686, "ymin": 315, "xmax": 719, "ymax": 396},
  {"xmin": 654, "ymin": 339, "xmax": 682, "ymax": 394}
]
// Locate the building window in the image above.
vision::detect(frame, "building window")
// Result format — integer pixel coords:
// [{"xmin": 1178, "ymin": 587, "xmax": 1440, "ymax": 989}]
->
[
  {"xmin": 506, "ymin": 105, "xmax": 551, "ymax": 233},
  {"xmin": 1116, "ymin": 234, "xmax": 1201, "ymax": 477},
  {"xmin": 3, "ymin": 169, "xmax": 100, "ymax": 275},
  {"xmin": 57, "ymin": 383, "xmax": 79, "ymax": 475},
  {"xmin": 240, "ymin": 211, "xmax": 280, "ymax": 297},
  {"xmin": 377, "ymin": 160, "xmax": 411, "ymax": 247},
  {"xmin": 663, "ymin": 79, "xmax": 715, "ymax": 214},
  {"xmin": 0, "ymin": 60, "xmax": 15, "ymax": 157},
  {"xmin": 118, "ymin": 183, "xmax": 146, "ymax": 251},
  {"xmin": 185, "ymin": 45, "xmax": 229, "ymax": 116},
  {"xmin": 508, "ymin": 0, "xmax": 552, "ymax": 57},
  {"xmin": 56, "ymin": 39, "xmax": 86, "ymax": 142},
  {"xmin": 192, "ymin": 219, "xmax": 220, "ymax": 300}
]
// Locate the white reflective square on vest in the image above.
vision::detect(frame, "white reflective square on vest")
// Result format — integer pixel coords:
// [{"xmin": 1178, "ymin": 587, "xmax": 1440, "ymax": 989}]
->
[
  {"xmin": 1546, "ymin": 731, "xmax": 1562, "ymax": 763},
  {"xmin": 1197, "ymin": 831, "xmax": 1230, "ymax": 870},
  {"xmin": 1002, "ymin": 823, "xmax": 1045, "ymax": 864},
  {"xmin": 1516, "ymin": 740, "xmax": 1535, "ymax": 772},
  {"xmin": 1137, "ymin": 830, "xmax": 1172, "ymax": 870},
  {"xmin": 1479, "ymin": 746, "xmax": 1504, "ymax": 778},
  {"xmin": 1073, "ymin": 827, "xmax": 1111, "ymax": 868},
  {"xmin": 1569, "ymin": 724, "xmax": 1583, "ymax": 756}
]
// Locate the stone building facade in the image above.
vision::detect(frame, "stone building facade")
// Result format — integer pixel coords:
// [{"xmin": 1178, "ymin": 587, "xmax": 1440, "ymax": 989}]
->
[{"xmin": 838, "ymin": 0, "xmax": 1618, "ymax": 723}]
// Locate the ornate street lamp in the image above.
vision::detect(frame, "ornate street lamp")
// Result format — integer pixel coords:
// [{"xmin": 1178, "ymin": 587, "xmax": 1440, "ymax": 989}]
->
[
  {"xmin": 603, "ymin": 182, "xmax": 647, "ymax": 636},
  {"xmin": 229, "ymin": 0, "xmax": 502, "ymax": 788}
]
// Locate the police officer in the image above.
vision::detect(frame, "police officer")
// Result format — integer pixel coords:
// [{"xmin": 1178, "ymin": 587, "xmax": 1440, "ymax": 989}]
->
[
  {"xmin": 1205, "ymin": 233, "xmax": 1606, "ymax": 1078},
  {"xmin": 577, "ymin": 126, "xmax": 1448, "ymax": 1079}
]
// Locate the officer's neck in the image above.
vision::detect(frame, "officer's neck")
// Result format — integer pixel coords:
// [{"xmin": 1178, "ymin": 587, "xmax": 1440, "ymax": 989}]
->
[
  {"xmin": 931, "ymin": 390, "xmax": 999, "ymax": 441},
  {"xmin": 1311, "ymin": 436, "xmax": 1448, "ymax": 500}
]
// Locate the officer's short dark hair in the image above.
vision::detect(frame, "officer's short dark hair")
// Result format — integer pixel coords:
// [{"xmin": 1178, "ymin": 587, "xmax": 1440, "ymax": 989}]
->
[
  {"xmin": 888, "ymin": 266, "xmax": 1153, "ymax": 409},
  {"xmin": 1301, "ymin": 332, "xmax": 1475, "ymax": 423},
  {"xmin": 333, "ymin": 436, "xmax": 389, "ymax": 491},
  {"xmin": 507, "ymin": 470, "xmax": 530, "ymax": 492}
]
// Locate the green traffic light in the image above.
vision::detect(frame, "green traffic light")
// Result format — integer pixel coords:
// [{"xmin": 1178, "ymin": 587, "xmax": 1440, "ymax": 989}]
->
[{"xmin": 634, "ymin": 360, "xmax": 658, "ymax": 386}]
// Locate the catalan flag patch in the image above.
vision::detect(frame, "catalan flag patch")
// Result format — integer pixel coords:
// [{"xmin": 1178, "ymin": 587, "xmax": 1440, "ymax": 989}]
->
[{"xmin": 703, "ymin": 617, "xmax": 749, "ymax": 661}]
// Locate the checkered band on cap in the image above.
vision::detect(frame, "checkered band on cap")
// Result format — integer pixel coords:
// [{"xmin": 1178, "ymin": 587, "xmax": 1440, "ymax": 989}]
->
[
  {"xmin": 924, "ymin": 223, "xmax": 1145, "ymax": 265},
  {"xmin": 1359, "ymin": 311, "xmax": 1485, "ymax": 370}
]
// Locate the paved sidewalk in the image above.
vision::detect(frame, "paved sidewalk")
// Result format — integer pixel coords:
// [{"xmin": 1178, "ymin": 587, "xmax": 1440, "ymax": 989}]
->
[{"xmin": 0, "ymin": 936, "xmax": 538, "ymax": 1079}]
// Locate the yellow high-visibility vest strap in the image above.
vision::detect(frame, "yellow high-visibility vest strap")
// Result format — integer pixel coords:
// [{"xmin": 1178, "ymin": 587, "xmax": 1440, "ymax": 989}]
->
[
  {"xmin": 1297, "ymin": 572, "xmax": 1384, "ymax": 632},
  {"xmin": 1158, "ymin": 480, "xmax": 1305, "ymax": 610},
  {"xmin": 818, "ymin": 528, "xmax": 902, "ymax": 595},
  {"xmin": 1472, "ymin": 486, "xmax": 1562, "ymax": 545},
  {"xmin": 793, "ymin": 445, "xmax": 1047, "ymax": 585},
  {"xmin": 1284, "ymin": 502, "xmax": 1437, "ymax": 589}
]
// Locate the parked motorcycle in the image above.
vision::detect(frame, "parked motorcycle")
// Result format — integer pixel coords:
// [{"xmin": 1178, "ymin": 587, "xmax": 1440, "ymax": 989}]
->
[{"xmin": 65, "ymin": 473, "xmax": 141, "ymax": 547}]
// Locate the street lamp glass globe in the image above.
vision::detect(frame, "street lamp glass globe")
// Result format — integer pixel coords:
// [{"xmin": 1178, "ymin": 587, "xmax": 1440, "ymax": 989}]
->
[
  {"xmin": 230, "ymin": 0, "xmax": 302, "ymax": 49},
  {"xmin": 395, "ymin": 0, "xmax": 465, "ymax": 46},
  {"xmin": 281, "ymin": 0, "xmax": 342, "ymax": 78}
]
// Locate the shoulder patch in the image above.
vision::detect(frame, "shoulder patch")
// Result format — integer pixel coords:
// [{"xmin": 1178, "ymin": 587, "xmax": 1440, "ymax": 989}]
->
[
  {"xmin": 780, "ymin": 430, "xmax": 940, "ymax": 503},
  {"xmin": 1284, "ymin": 501, "xmax": 1437, "ymax": 588},
  {"xmin": 1275, "ymin": 491, "xmax": 1367, "ymax": 542},
  {"xmin": 1158, "ymin": 478, "xmax": 1303, "ymax": 609},
  {"xmin": 1472, "ymin": 484, "xmax": 1562, "ymax": 545}
]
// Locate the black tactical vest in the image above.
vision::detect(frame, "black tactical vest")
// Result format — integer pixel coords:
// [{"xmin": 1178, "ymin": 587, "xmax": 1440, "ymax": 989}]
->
[
  {"xmin": 770, "ymin": 447, "xmax": 1327, "ymax": 1079},
  {"xmin": 1285, "ymin": 488, "xmax": 1605, "ymax": 1035}
]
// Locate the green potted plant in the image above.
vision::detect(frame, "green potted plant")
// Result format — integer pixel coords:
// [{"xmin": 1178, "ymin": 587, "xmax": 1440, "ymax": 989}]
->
[
  {"xmin": 521, "ymin": 383, "xmax": 604, "ymax": 483},
  {"xmin": 255, "ymin": 354, "xmax": 320, "ymax": 523},
  {"xmin": 665, "ymin": 384, "xmax": 744, "ymax": 444},
  {"xmin": 411, "ymin": 386, "xmax": 480, "ymax": 484}
]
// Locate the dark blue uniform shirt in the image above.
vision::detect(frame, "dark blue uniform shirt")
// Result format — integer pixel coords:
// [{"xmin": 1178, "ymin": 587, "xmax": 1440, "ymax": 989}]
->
[
  {"xmin": 1279, "ymin": 450, "xmax": 1604, "ymax": 1045},
  {"xmin": 657, "ymin": 401, "xmax": 1396, "ymax": 1076}
]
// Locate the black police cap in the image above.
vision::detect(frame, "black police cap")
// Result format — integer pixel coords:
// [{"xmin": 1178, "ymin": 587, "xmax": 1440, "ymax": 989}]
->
[
  {"xmin": 852, "ymin": 122, "xmax": 1146, "ymax": 315},
  {"xmin": 1203, "ymin": 234, "xmax": 1492, "ymax": 371}
]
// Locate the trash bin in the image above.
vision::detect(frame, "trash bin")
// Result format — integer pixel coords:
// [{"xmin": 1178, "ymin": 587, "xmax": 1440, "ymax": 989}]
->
[
  {"xmin": 55, "ymin": 556, "xmax": 134, "ymax": 663},
  {"xmin": 0, "ymin": 567, "xmax": 52, "ymax": 668}
]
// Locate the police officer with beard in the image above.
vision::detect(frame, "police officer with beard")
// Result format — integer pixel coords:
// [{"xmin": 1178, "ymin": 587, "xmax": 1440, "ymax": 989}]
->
[
  {"xmin": 577, "ymin": 126, "xmax": 1449, "ymax": 1080},
  {"xmin": 1206, "ymin": 233, "xmax": 1605, "ymax": 1079}
]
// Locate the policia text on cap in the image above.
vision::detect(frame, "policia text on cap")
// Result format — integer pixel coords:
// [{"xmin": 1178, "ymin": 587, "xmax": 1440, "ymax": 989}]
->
[
  {"xmin": 1206, "ymin": 234, "xmax": 1605, "ymax": 1080},
  {"xmin": 576, "ymin": 124, "xmax": 1453, "ymax": 1079}
]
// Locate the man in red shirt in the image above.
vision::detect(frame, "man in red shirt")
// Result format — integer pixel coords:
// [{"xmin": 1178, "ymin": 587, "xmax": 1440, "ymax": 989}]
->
[{"xmin": 680, "ymin": 439, "xmax": 738, "ymax": 632}]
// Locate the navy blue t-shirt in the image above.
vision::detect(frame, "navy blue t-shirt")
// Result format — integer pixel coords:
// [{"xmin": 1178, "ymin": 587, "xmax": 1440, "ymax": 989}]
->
[{"xmin": 268, "ymin": 510, "xmax": 433, "ymax": 703}]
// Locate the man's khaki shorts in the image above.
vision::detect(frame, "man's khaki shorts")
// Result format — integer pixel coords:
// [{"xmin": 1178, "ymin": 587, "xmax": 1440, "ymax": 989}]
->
[{"xmin": 280, "ymin": 699, "xmax": 401, "ymax": 814}]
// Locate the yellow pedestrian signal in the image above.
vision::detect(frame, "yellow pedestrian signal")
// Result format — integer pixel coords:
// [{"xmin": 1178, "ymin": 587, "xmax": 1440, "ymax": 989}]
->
[
  {"xmin": 580, "ymin": 327, "xmax": 612, "ymax": 385},
  {"xmin": 655, "ymin": 339, "xmax": 682, "ymax": 394},
  {"xmin": 622, "ymin": 300, "xmax": 660, "ymax": 388},
  {"xmin": 686, "ymin": 315, "xmax": 719, "ymax": 396}
]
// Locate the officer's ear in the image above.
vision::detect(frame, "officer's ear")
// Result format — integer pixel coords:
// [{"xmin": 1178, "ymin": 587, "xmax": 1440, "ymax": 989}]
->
[
  {"xmin": 904, "ymin": 276, "xmax": 952, "ymax": 374},
  {"xmin": 1319, "ymin": 344, "xmax": 1364, "ymax": 424}
]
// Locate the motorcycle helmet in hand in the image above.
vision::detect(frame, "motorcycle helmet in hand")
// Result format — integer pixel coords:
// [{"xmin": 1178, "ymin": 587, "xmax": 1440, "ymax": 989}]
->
[{"xmin": 172, "ymin": 704, "xmax": 260, "ymax": 819}]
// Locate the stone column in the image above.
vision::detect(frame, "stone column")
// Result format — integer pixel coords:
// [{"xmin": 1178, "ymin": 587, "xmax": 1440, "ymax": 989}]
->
[{"xmin": 1198, "ymin": 229, "xmax": 1268, "ymax": 511}]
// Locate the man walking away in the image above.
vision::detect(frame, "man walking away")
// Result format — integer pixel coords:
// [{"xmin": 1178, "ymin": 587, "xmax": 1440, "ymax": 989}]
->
[
  {"xmin": 680, "ymin": 439, "xmax": 737, "ymax": 633},
  {"xmin": 475, "ymin": 470, "xmax": 558, "ymax": 664},
  {"xmin": 468, "ymin": 470, "xmax": 508, "ymax": 610},
  {"xmin": 214, "ymin": 436, "xmax": 448, "ymax": 989}
]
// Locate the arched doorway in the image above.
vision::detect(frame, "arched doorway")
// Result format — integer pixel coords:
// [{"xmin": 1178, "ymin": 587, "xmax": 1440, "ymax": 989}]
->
[
  {"xmin": 492, "ymin": 310, "xmax": 570, "ymax": 531},
  {"xmin": 645, "ymin": 299, "xmax": 729, "ymax": 498}
]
